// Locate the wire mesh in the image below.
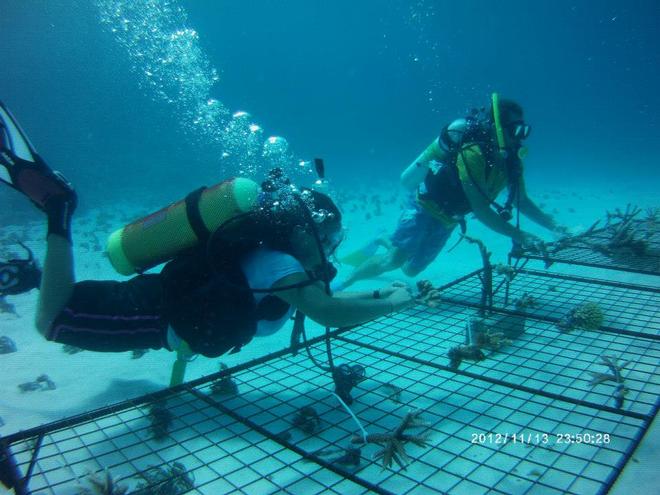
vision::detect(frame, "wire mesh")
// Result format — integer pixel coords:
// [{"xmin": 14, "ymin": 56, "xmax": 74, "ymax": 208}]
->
[
  {"xmin": 440, "ymin": 268, "xmax": 660, "ymax": 340},
  {"xmin": 1, "ymin": 270, "xmax": 658, "ymax": 494},
  {"xmin": 511, "ymin": 218, "xmax": 660, "ymax": 275}
]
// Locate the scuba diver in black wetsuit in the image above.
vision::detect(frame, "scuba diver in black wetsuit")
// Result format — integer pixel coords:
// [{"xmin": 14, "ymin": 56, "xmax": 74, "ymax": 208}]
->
[
  {"xmin": 0, "ymin": 100, "xmax": 417, "ymax": 361},
  {"xmin": 337, "ymin": 93, "xmax": 567, "ymax": 289}
]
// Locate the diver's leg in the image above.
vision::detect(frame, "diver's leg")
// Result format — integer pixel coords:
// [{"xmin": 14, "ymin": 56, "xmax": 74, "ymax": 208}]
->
[
  {"xmin": 35, "ymin": 232, "xmax": 75, "ymax": 336},
  {"xmin": 401, "ymin": 221, "xmax": 456, "ymax": 278},
  {"xmin": 0, "ymin": 101, "xmax": 78, "ymax": 334},
  {"xmin": 340, "ymin": 246, "xmax": 408, "ymax": 289},
  {"xmin": 339, "ymin": 204, "xmax": 423, "ymax": 289},
  {"xmin": 35, "ymin": 193, "xmax": 78, "ymax": 336}
]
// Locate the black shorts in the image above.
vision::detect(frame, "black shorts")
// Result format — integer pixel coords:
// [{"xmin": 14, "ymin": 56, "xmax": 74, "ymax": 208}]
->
[{"xmin": 47, "ymin": 275, "xmax": 170, "ymax": 352}]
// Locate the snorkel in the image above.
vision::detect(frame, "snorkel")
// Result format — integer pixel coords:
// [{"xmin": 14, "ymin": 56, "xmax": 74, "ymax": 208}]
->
[
  {"xmin": 492, "ymin": 92, "xmax": 507, "ymax": 157},
  {"xmin": 491, "ymin": 92, "xmax": 528, "ymax": 160}
]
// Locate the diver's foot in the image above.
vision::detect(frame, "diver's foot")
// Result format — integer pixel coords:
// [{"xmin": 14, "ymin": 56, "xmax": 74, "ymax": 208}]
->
[
  {"xmin": 44, "ymin": 184, "xmax": 77, "ymax": 242},
  {"xmin": 14, "ymin": 164, "xmax": 77, "ymax": 214}
]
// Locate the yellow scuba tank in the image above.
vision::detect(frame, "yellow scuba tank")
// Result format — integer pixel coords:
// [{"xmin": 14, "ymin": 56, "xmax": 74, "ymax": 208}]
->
[{"xmin": 106, "ymin": 177, "xmax": 259, "ymax": 275}]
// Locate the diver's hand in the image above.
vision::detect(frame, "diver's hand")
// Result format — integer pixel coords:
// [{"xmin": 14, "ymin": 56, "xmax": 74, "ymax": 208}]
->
[
  {"xmin": 378, "ymin": 281, "xmax": 412, "ymax": 298},
  {"xmin": 517, "ymin": 232, "xmax": 545, "ymax": 253},
  {"xmin": 387, "ymin": 287, "xmax": 416, "ymax": 312}
]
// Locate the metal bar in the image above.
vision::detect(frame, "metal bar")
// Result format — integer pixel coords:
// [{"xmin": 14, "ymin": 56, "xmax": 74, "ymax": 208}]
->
[
  {"xmin": 598, "ymin": 398, "xmax": 660, "ymax": 495},
  {"xmin": 185, "ymin": 386, "xmax": 394, "ymax": 495},
  {"xmin": 519, "ymin": 253, "xmax": 660, "ymax": 277},
  {"xmin": 21, "ymin": 433, "xmax": 43, "ymax": 492},
  {"xmin": 437, "ymin": 267, "xmax": 484, "ymax": 291},
  {"xmin": 0, "ymin": 439, "xmax": 29, "ymax": 495},
  {"xmin": 517, "ymin": 268, "xmax": 660, "ymax": 293},
  {"xmin": 336, "ymin": 336, "xmax": 651, "ymax": 421},
  {"xmin": 1, "ymin": 326, "xmax": 355, "ymax": 445},
  {"xmin": 438, "ymin": 298, "xmax": 660, "ymax": 342}
]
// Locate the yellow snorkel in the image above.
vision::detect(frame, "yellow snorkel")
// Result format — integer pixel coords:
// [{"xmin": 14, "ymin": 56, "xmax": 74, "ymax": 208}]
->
[
  {"xmin": 492, "ymin": 92, "xmax": 507, "ymax": 156},
  {"xmin": 491, "ymin": 92, "xmax": 528, "ymax": 160}
]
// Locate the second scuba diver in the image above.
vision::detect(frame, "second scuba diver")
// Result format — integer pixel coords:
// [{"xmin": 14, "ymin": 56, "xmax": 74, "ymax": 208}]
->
[{"xmin": 336, "ymin": 93, "xmax": 568, "ymax": 289}]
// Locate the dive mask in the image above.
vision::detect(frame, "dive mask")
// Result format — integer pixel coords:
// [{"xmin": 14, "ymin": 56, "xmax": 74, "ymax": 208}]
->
[
  {"xmin": 320, "ymin": 226, "xmax": 345, "ymax": 257},
  {"xmin": 507, "ymin": 121, "xmax": 531, "ymax": 140}
]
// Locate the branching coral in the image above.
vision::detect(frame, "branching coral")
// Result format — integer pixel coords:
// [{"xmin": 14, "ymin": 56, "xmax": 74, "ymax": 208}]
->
[
  {"xmin": 148, "ymin": 402, "xmax": 173, "ymax": 442},
  {"xmin": 351, "ymin": 410, "xmax": 430, "ymax": 470},
  {"xmin": 514, "ymin": 292, "xmax": 538, "ymax": 310},
  {"xmin": 557, "ymin": 302, "xmax": 604, "ymax": 332},
  {"xmin": 553, "ymin": 204, "xmax": 655, "ymax": 259},
  {"xmin": 210, "ymin": 363, "xmax": 239, "ymax": 396},
  {"xmin": 493, "ymin": 263, "xmax": 516, "ymax": 281},
  {"xmin": 587, "ymin": 355, "xmax": 630, "ymax": 409},
  {"xmin": 448, "ymin": 344, "xmax": 486, "ymax": 370},
  {"xmin": 132, "ymin": 462, "xmax": 195, "ymax": 495},
  {"xmin": 473, "ymin": 328, "xmax": 513, "ymax": 351},
  {"xmin": 292, "ymin": 406, "xmax": 321, "ymax": 435},
  {"xmin": 77, "ymin": 468, "xmax": 129, "ymax": 495}
]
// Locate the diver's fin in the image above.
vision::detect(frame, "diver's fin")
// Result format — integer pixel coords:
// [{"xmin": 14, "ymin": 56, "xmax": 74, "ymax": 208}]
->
[
  {"xmin": 0, "ymin": 100, "xmax": 75, "ymax": 210},
  {"xmin": 339, "ymin": 239, "xmax": 381, "ymax": 267},
  {"xmin": 0, "ymin": 100, "xmax": 39, "ymax": 185}
]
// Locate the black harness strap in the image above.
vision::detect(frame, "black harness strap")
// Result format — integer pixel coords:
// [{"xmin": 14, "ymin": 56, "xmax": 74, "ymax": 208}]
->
[{"xmin": 185, "ymin": 186, "xmax": 210, "ymax": 242}]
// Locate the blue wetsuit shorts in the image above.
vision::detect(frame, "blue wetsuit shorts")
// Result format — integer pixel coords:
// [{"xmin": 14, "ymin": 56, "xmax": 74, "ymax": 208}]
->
[{"xmin": 390, "ymin": 199, "xmax": 456, "ymax": 274}]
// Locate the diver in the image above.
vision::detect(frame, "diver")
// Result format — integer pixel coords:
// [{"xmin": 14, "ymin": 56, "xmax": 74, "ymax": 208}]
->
[
  {"xmin": 0, "ymin": 241, "xmax": 41, "ymax": 297},
  {"xmin": 336, "ymin": 93, "xmax": 567, "ymax": 289},
  {"xmin": 0, "ymin": 100, "xmax": 417, "ymax": 358}
]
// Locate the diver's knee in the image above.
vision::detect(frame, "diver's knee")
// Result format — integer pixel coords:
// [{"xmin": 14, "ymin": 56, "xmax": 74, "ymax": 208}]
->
[
  {"xmin": 401, "ymin": 263, "xmax": 423, "ymax": 277},
  {"xmin": 34, "ymin": 316, "xmax": 51, "ymax": 338},
  {"xmin": 386, "ymin": 248, "xmax": 408, "ymax": 270}
]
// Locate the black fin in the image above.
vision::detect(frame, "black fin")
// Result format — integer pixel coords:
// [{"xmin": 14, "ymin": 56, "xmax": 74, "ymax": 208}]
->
[{"xmin": 0, "ymin": 101, "xmax": 76, "ymax": 211}]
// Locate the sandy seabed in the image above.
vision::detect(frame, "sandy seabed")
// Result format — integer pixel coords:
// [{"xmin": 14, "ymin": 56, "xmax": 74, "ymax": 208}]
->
[{"xmin": 0, "ymin": 179, "xmax": 658, "ymax": 494}]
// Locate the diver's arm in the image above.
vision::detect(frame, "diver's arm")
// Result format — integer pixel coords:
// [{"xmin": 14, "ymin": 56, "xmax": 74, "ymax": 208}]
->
[
  {"xmin": 400, "ymin": 159, "xmax": 432, "ymax": 191},
  {"xmin": 274, "ymin": 274, "xmax": 413, "ymax": 328},
  {"xmin": 333, "ymin": 281, "xmax": 408, "ymax": 300},
  {"xmin": 516, "ymin": 178, "xmax": 563, "ymax": 232},
  {"xmin": 463, "ymin": 178, "xmax": 532, "ymax": 244},
  {"xmin": 400, "ymin": 138, "xmax": 449, "ymax": 191}
]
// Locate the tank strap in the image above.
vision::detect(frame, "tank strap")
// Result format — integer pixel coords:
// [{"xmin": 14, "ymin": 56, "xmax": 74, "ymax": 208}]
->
[{"xmin": 185, "ymin": 186, "xmax": 210, "ymax": 242}]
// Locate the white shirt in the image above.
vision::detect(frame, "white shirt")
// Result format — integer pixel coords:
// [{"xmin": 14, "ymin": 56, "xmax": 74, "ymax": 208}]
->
[{"xmin": 240, "ymin": 247, "xmax": 305, "ymax": 336}]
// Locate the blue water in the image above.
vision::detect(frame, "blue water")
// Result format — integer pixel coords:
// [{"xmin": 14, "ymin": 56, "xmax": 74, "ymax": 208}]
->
[
  {"xmin": 1, "ymin": 0, "xmax": 658, "ymax": 213},
  {"xmin": 1, "ymin": 3, "xmax": 659, "ymax": 493}
]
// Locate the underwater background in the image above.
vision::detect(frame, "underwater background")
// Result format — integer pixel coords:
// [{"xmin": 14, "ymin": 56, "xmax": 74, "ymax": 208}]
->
[
  {"xmin": 1, "ymin": 0, "xmax": 659, "ymax": 218},
  {"xmin": 0, "ymin": 2, "xmax": 659, "ymax": 494}
]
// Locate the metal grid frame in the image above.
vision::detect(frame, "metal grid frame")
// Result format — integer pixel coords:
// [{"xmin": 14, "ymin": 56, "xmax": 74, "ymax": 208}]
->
[
  {"xmin": 1, "ymin": 270, "xmax": 658, "ymax": 494},
  {"xmin": 510, "ymin": 219, "xmax": 660, "ymax": 276}
]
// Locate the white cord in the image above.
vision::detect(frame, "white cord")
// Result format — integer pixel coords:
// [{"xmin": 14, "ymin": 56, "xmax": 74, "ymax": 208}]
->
[{"xmin": 331, "ymin": 392, "xmax": 368, "ymax": 444}]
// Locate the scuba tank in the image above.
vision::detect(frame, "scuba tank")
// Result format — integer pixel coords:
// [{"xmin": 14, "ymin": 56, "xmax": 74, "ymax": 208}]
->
[{"xmin": 106, "ymin": 177, "xmax": 259, "ymax": 275}]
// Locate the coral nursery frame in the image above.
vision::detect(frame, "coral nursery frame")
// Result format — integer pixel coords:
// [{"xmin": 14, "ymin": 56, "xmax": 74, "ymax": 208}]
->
[{"xmin": 1, "ymin": 244, "xmax": 658, "ymax": 494}]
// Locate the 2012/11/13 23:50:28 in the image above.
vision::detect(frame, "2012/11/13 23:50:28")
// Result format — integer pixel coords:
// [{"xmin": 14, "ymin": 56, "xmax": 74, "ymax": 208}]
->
[{"xmin": 470, "ymin": 432, "xmax": 612, "ymax": 445}]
